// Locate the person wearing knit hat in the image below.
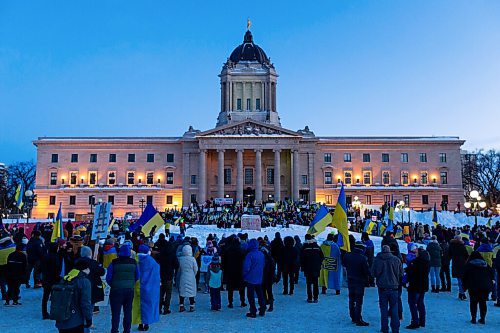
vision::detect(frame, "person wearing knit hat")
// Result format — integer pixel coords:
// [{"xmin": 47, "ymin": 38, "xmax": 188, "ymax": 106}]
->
[{"xmin": 208, "ymin": 253, "xmax": 222, "ymax": 311}]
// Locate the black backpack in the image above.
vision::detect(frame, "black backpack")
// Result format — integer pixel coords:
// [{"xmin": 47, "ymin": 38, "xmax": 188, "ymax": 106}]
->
[{"xmin": 49, "ymin": 279, "xmax": 76, "ymax": 321}]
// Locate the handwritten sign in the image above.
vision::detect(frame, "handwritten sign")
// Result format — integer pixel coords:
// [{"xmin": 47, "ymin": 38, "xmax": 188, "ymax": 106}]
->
[
  {"xmin": 241, "ymin": 214, "xmax": 261, "ymax": 231},
  {"xmin": 200, "ymin": 255, "xmax": 213, "ymax": 273}
]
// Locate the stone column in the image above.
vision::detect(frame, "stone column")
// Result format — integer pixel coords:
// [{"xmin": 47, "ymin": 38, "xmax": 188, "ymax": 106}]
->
[
  {"xmin": 274, "ymin": 149, "xmax": 281, "ymax": 202},
  {"xmin": 255, "ymin": 149, "xmax": 263, "ymax": 203},
  {"xmin": 236, "ymin": 149, "xmax": 244, "ymax": 202},
  {"xmin": 182, "ymin": 152, "xmax": 190, "ymax": 206},
  {"xmin": 198, "ymin": 149, "xmax": 207, "ymax": 204},
  {"xmin": 293, "ymin": 149, "xmax": 300, "ymax": 201},
  {"xmin": 308, "ymin": 152, "xmax": 315, "ymax": 203},
  {"xmin": 217, "ymin": 149, "xmax": 225, "ymax": 198}
]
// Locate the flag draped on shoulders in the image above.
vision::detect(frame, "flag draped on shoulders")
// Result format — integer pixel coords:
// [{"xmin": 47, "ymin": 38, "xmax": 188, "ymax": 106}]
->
[
  {"xmin": 307, "ymin": 205, "xmax": 332, "ymax": 236},
  {"xmin": 331, "ymin": 184, "xmax": 350, "ymax": 252},
  {"xmin": 129, "ymin": 204, "xmax": 164, "ymax": 236},
  {"xmin": 14, "ymin": 183, "xmax": 24, "ymax": 209},
  {"xmin": 132, "ymin": 253, "xmax": 160, "ymax": 325},
  {"xmin": 51, "ymin": 203, "xmax": 64, "ymax": 243},
  {"xmin": 319, "ymin": 240, "xmax": 342, "ymax": 290}
]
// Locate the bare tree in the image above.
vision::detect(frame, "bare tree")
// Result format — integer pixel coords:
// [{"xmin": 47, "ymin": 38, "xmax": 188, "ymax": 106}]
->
[
  {"xmin": 463, "ymin": 150, "xmax": 500, "ymax": 206},
  {"xmin": 5, "ymin": 160, "xmax": 37, "ymax": 210}
]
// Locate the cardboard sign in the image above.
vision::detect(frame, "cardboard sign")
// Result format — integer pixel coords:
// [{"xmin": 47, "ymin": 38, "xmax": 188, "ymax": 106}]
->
[
  {"xmin": 215, "ymin": 197, "xmax": 233, "ymax": 205},
  {"xmin": 91, "ymin": 202, "xmax": 112, "ymax": 240},
  {"xmin": 241, "ymin": 214, "xmax": 261, "ymax": 231},
  {"xmin": 200, "ymin": 255, "xmax": 213, "ymax": 273}
]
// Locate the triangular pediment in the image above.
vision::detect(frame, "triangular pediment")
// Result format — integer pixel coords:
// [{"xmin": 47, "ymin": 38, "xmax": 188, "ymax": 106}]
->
[{"xmin": 197, "ymin": 120, "xmax": 302, "ymax": 137}]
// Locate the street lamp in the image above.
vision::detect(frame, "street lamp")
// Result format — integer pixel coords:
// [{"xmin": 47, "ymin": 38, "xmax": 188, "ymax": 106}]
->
[
  {"xmin": 395, "ymin": 200, "xmax": 406, "ymax": 223},
  {"xmin": 352, "ymin": 196, "xmax": 362, "ymax": 216},
  {"xmin": 464, "ymin": 190, "xmax": 487, "ymax": 227},
  {"xmin": 24, "ymin": 190, "xmax": 37, "ymax": 225},
  {"xmin": 139, "ymin": 197, "xmax": 146, "ymax": 213},
  {"xmin": 174, "ymin": 201, "xmax": 178, "ymax": 211}
]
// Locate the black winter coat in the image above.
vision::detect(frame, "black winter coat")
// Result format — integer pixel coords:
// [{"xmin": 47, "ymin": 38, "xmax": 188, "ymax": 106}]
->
[
  {"xmin": 448, "ymin": 239, "xmax": 468, "ymax": 278},
  {"xmin": 7, "ymin": 251, "xmax": 27, "ymax": 281},
  {"xmin": 41, "ymin": 245, "xmax": 63, "ymax": 286},
  {"xmin": 262, "ymin": 250, "xmax": 276, "ymax": 285},
  {"xmin": 78, "ymin": 257, "xmax": 105, "ymax": 304},
  {"xmin": 406, "ymin": 254, "xmax": 430, "ymax": 293},
  {"xmin": 282, "ymin": 237, "xmax": 299, "ymax": 273},
  {"xmin": 300, "ymin": 240, "xmax": 324, "ymax": 278},
  {"xmin": 343, "ymin": 248, "xmax": 370, "ymax": 288},
  {"xmin": 222, "ymin": 243, "xmax": 245, "ymax": 289},
  {"xmin": 462, "ymin": 259, "xmax": 494, "ymax": 293},
  {"xmin": 26, "ymin": 237, "xmax": 45, "ymax": 264},
  {"xmin": 159, "ymin": 242, "xmax": 179, "ymax": 282},
  {"xmin": 270, "ymin": 237, "xmax": 284, "ymax": 265}
]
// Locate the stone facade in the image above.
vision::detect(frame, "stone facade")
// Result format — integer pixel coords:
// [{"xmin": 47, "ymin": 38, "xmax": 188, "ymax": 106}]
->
[{"xmin": 31, "ymin": 30, "xmax": 464, "ymax": 219}]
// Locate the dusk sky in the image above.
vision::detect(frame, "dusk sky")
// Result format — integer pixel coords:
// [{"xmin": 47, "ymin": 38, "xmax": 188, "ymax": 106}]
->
[{"xmin": 1, "ymin": 1, "xmax": 499, "ymax": 164}]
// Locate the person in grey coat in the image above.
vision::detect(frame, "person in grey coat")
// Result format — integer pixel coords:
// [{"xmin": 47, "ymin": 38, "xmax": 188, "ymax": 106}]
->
[
  {"xmin": 426, "ymin": 236, "xmax": 442, "ymax": 293},
  {"xmin": 371, "ymin": 245, "xmax": 404, "ymax": 333}
]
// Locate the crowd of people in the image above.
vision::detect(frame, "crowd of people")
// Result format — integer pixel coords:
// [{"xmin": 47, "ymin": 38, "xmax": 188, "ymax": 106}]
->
[{"xmin": 0, "ymin": 200, "xmax": 499, "ymax": 333}]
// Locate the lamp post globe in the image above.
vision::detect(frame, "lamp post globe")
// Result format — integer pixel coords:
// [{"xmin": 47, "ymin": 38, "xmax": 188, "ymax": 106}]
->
[{"xmin": 470, "ymin": 190, "xmax": 479, "ymax": 199}]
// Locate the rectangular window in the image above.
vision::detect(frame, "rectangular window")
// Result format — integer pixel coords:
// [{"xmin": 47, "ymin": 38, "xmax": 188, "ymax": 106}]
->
[
  {"xmin": 146, "ymin": 195, "xmax": 153, "ymax": 204},
  {"xmin": 127, "ymin": 195, "xmax": 133, "ymax": 205},
  {"xmin": 237, "ymin": 98, "xmax": 242, "ymax": 110},
  {"xmin": 344, "ymin": 171, "xmax": 352, "ymax": 185},
  {"xmin": 440, "ymin": 171, "xmax": 448, "ymax": 184},
  {"xmin": 419, "ymin": 153, "xmax": 427, "ymax": 163},
  {"xmin": 128, "ymin": 154, "xmax": 135, "ymax": 162},
  {"xmin": 67, "ymin": 212, "xmax": 75, "ymax": 219},
  {"xmin": 382, "ymin": 153, "xmax": 390, "ymax": 162},
  {"xmin": 384, "ymin": 195, "xmax": 391, "ymax": 204},
  {"xmin": 420, "ymin": 171, "xmax": 428, "ymax": 185},
  {"xmin": 401, "ymin": 153, "xmax": 408, "ymax": 163},
  {"xmin": 442, "ymin": 195, "xmax": 448, "ymax": 204},
  {"xmin": 88, "ymin": 195, "xmax": 95, "ymax": 205},
  {"xmin": 324, "ymin": 153, "xmax": 332, "ymax": 163},
  {"xmin": 256, "ymin": 98, "xmax": 261, "ymax": 110},
  {"xmin": 166, "ymin": 154, "xmax": 174, "ymax": 163},
  {"xmin": 69, "ymin": 196, "xmax": 76, "ymax": 205},
  {"xmin": 108, "ymin": 171, "xmax": 116, "ymax": 185},
  {"xmin": 90, "ymin": 154, "xmax": 97, "ymax": 163},
  {"xmin": 244, "ymin": 168, "xmax": 253, "ymax": 185},
  {"xmin": 49, "ymin": 196, "xmax": 56, "ymax": 205},
  {"xmin": 266, "ymin": 168, "xmax": 274, "ymax": 185},
  {"xmin": 343, "ymin": 153, "xmax": 352, "ymax": 162},
  {"xmin": 403, "ymin": 194, "xmax": 410, "ymax": 206},
  {"xmin": 50, "ymin": 172, "xmax": 57, "ymax": 185},
  {"xmin": 89, "ymin": 172, "xmax": 97, "ymax": 185},
  {"xmin": 401, "ymin": 171, "xmax": 409, "ymax": 185},
  {"xmin": 147, "ymin": 153, "xmax": 155, "ymax": 163},
  {"xmin": 190, "ymin": 175, "xmax": 197, "ymax": 185},
  {"xmin": 108, "ymin": 195, "xmax": 114, "ymax": 205},
  {"xmin": 166, "ymin": 172, "xmax": 174, "ymax": 185},
  {"xmin": 190, "ymin": 194, "xmax": 197, "ymax": 204},
  {"xmin": 301, "ymin": 175, "xmax": 308, "ymax": 185},
  {"xmin": 363, "ymin": 171, "xmax": 372, "ymax": 185},
  {"xmin": 422, "ymin": 195, "xmax": 429, "ymax": 205},
  {"xmin": 127, "ymin": 172, "xmax": 135, "ymax": 185},
  {"xmin": 365, "ymin": 195, "xmax": 372, "ymax": 205},
  {"xmin": 166, "ymin": 195, "xmax": 173, "ymax": 205},
  {"xmin": 362, "ymin": 153, "xmax": 370, "ymax": 163},
  {"xmin": 71, "ymin": 154, "xmax": 78, "ymax": 163},
  {"xmin": 382, "ymin": 171, "xmax": 390, "ymax": 185},
  {"xmin": 70, "ymin": 172, "xmax": 78, "ymax": 185},
  {"xmin": 439, "ymin": 153, "xmax": 447, "ymax": 163},
  {"xmin": 224, "ymin": 168, "xmax": 232, "ymax": 185},
  {"xmin": 109, "ymin": 154, "xmax": 116, "ymax": 163},
  {"xmin": 325, "ymin": 195, "xmax": 333, "ymax": 205},
  {"xmin": 146, "ymin": 172, "xmax": 154, "ymax": 185},
  {"xmin": 324, "ymin": 171, "xmax": 332, "ymax": 185},
  {"xmin": 246, "ymin": 98, "xmax": 251, "ymax": 110},
  {"xmin": 51, "ymin": 154, "xmax": 58, "ymax": 163}
]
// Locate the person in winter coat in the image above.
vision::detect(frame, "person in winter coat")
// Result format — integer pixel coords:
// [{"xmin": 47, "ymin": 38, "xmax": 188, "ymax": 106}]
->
[
  {"xmin": 178, "ymin": 244, "xmax": 198, "ymax": 312},
  {"xmin": 371, "ymin": 245, "xmax": 403, "ymax": 333},
  {"xmin": 448, "ymin": 236, "xmax": 469, "ymax": 300},
  {"xmin": 343, "ymin": 241, "xmax": 370, "ymax": 326},
  {"xmin": 0, "ymin": 235, "xmax": 16, "ymax": 300},
  {"xmin": 439, "ymin": 240, "xmax": 451, "ymax": 292},
  {"xmin": 132, "ymin": 245, "xmax": 160, "ymax": 331},
  {"xmin": 208, "ymin": 255, "xmax": 222, "ymax": 311},
  {"xmin": 476, "ymin": 238, "xmax": 493, "ymax": 267},
  {"xmin": 426, "ymin": 236, "xmax": 442, "ymax": 293},
  {"xmin": 300, "ymin": 234, "xmax": 324, "ymax": 303},
  {"xmin": 41, "ymin": 242, "xmax": 63, "ymax": 319},
  {"xmin": 361, "ymin": 232, "xmax": 375, "ymax": 287},
  {"xmin": 319, "ymin": 233, "xmax": 342, "ymax": 295},
  {"xmin": 158, "ymin": 240, "xmax": 179, "ymax": 314},
  {"xmin": 270, "ymin": 232, "xmax": 284, "ymax": 282},
  {"xmin": 5, "ymin": 244, "xmax": 27, "ymax": 305},
  {"xmin": 462, "ymin": 251, "xmax": 494, "ymax": 324},
  {"xmin": 78, "ymin": 246, "xmax": 105, "ymax": 313},
  {"xmin": 282, "ymin": 236, "xmax": 299, "ymax": 295},
  {"xmin": 493, "ymin": 246, "xmax": 500, "ymax": 307},
  {"xmin": 405, "ymin": 248, "xmax": 430, "ymax": 329},
  {"xmin": 243, "ymin": 239, "xmax": 266, "ymax": 318},
  {"xmin": 260, "ymin": 244, "xmax": 276, "ymax": 312},
  {"xmin": 25, "ymin": 230, "xmax": 45, "ymax": 288},
  {"xmin": 293, "ymin": 235, "xmax": 302, "ymax": 284},
  {"xmin": 102, "ymin": 239, "xmax": 118, "ymax": 269},
  {"xmin": 55, "ymin": 260, "xmax": 93, "ymax": 333},
  {"xmin": 106, "ymin": 245, "xmax": 140, "ymax": 333},
  {"xmin": 222, "ymin": 236, "xmax": 246, "ymax": 308}
]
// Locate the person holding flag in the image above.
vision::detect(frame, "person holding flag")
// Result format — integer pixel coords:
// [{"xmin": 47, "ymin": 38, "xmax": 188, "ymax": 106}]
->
[
  {"xmin": 14, "ymin": 183, "xmax": 25, "ymax": 210},
  {"xmin": 319, "ymin": 232, "xmax": 342, "ymax": 295}
]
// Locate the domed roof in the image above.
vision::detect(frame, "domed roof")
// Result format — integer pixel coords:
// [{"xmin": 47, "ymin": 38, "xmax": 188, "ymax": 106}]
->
[{"xmin": 229, "ymin": 30, "xmax": 270, "ymax": 65}]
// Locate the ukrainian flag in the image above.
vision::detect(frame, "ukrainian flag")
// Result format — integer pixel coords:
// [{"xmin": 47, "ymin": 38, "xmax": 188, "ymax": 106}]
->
[
  {"xmin": 307, "ymin": 204, "xmax": 332, "ymax": 236},
  {"xmin": 379, "ymin": 224, "xmax": 387, "ymax": 237},
  {"xmin": 129, "ymin": 204, "xmax": 164, "ymax": 236},
  {"xmin": 14, "ymin": 183, "xmax": 24, "ymax": 209},
  {"xmin": 331, "ymin": 184, "xmax": 350, "ymax": 252},
  {"xmin": 486, "ymin": 218, "xmax": 492, "ymax": 228},
  {"xmin": 364, "ymin": 220, "xmax": 376, "ymax": 234},
  {"xmin": 0, "ymin": 240, "xmax": 16, "ymax": 266},
  {"xmin": 51, "ymin": 203, "xmax": 64, "ymax": 242},
  {"xmin": 386, "ymin": 195, "xmax": 394, "ymax": 234},
  {"xmin": 432, "ymin": 203, "xmax": 439, "ymax": 227}
]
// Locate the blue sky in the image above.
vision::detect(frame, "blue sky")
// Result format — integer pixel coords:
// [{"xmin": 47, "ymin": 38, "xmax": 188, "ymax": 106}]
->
[{"xmin": 1, "ymin": 0, "xmax": 500, "ymax": 164}]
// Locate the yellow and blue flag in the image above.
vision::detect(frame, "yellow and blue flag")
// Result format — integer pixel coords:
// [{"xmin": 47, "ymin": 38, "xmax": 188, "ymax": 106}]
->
[
  {"xmin": 379, "ymin": 224, "xmax": 387, "ymax": 237},
  {"xmin": 14, "ymin": 183, "xmax": 24, "ymax": 209},
  {"xmin": 307, "ymin": 204, "xmax": 332, "ymax": 236},
  {"xmin": 129, "ymin": 204, "xmax": 164, "ymax": 236},
  {"xmin": 331, "ymin": 183, "xmax": 350, "ymax": 252},
  {"xmin": 432, "ymin": 203, "xmax": 439, "ymax": 227},
  {"xmin": 364, "ymin": 220, "xmax": 376, "ymax": 234},
  {"xmin": 386, "ymin": 195, "xmax": 394, "ymax": 234},
  {"xmin": 51, "ymin": 203, "xmax": 64, "ymax": 243},
  {"xmin": 486, "ymin": 218, "xmax": 493, "ymax": 228}
]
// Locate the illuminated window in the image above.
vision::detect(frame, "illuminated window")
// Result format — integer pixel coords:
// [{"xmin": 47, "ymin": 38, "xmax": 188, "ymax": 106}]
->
[
  {"xmin": 70, "ymin": 172, "xmax": 78, "ymax": 185},
  {"xmin": 89, "ymin": 172, "xmax": 97, "ymax": 185},
  {"xmin": 363, "ymin": 171, "xmax": 372, "ymax": 185},
  {"xmin": 50, "ymin": 172, "xmax": 57, "ymax": 185},
  {"xmin": 440, "ymin": 171, "xmax": 448, "ymax": 184},
  {"xmin": 382, "ymin": 171, "xmax": 390, "ymax": 185},
  {"xmin": 344, "ymin": 171, "xmax": 352, "ymax": 185},
  {"xmin": 108, "ymin": 171, "xmax": 116, "ymax": 185},
  {"xmin": 127, "ymin": 172, "xmax": 135, "ymax": 185},
  {"xmin": 166, "ymin": 172, "xmax": 174, "ymax": 185},
  {"xmin": 325, "ymin": 195, "xmax": 333, "ymax": 205},
  {"xmin": 401, "ymin": 171, "xmax": 409, "ymax": 185},
  {"xmin": 365, "ymin": 195, "xmax": 372, "ymax": 205},
  {"xmin": 166, "ymin": 195, "xmax": 173, "ymax": 205},
  {"xmin": 421, "ymin": 171, "xmax": 428, "ymax": 185},
  {"xmin": 324, "ymin": 171, "xmax": 332, "ymax": 185},
  {"xmin": 146, "ymin": 172, "xmax": 154, "ymax": 185}
]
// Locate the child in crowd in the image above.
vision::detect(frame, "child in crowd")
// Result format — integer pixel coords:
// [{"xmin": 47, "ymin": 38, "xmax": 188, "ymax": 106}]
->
[{"xmin": 208, "ymin": 255, "xmax": 222, "ymax": 311}]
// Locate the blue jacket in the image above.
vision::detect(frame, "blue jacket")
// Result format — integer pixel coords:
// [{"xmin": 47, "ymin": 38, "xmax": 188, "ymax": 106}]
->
[{"xmin": 243, "ymin": 239, "xmax": 264, "ymax": 285}]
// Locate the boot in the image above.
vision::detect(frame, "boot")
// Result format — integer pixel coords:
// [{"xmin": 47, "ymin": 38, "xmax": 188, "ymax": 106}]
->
[
  {"xmin": 406, "ymin": 323, "xmax": 420, "ymax": 329},
  {"xmin": 189, "ymin": 305, "xmax": 195, "ymax": 312},
  {"xmin": 267, "ymin": 302, "xmax": 274, "ymax": 312},
  {"xmin": 478, "ymin": 318, "xmax": 485, "ymax": 325},
  {"xmin": 179, "ymin": 305, "xmax": 185, "ymax": 312},
  {"xmin": 356, "ymin": 319, "xmax": 369, "ymax": 327}
]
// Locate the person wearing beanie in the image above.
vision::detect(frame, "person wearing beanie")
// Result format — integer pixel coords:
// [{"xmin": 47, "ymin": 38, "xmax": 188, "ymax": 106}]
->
[
  {"xmin": 132, "ymin": 244, "xmax": 160, "ymax": 331},
  {"xmin": 405, "ymin": 247, "xmax": 431, "ymax": 329},
  {"xmin": 300, "ymin": 234, "xmax": 323, "ymax": 304},
  {"xmin": 78, "ymin": 246, "xmax": 105, "ymax": 314},
  {"xmin": 208, "ymin": 254, "xmax": 222, "ymax": 311},
  {"xmin": 106, "ymin": 245, "xmax": 140, "ymax": 333},
  {"xmin": 343, "ymin": 241, "xmax": 370, "ymax": 326},
  {"xmin": 26, "ymin": 229, "xmax": 45, "ymax": 289},
  {"xmin": 5, "ymin": 243, "xmax": 27, "ymax": 305}
]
